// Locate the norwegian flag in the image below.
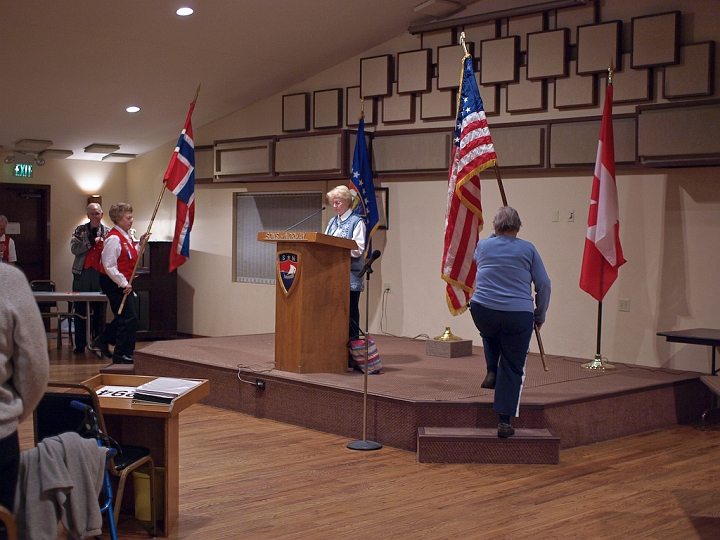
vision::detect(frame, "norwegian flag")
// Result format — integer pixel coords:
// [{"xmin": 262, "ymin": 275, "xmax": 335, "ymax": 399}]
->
[
  {"xmin": 580, "ymin": 84, "xmax": 626, "ymax": 301},
  {"xmin": 441, "ymin": 55, "xmax": 497, "ymax": 315},
  {"xmin": 165, "ymin": 102, "xmax": 196, "ymax": 273}
]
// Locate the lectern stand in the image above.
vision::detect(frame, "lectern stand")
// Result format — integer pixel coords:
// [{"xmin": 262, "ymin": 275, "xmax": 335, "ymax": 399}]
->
[{"xmin": 258, "ymin": 231, "xmax": 357, "ymax": 373}]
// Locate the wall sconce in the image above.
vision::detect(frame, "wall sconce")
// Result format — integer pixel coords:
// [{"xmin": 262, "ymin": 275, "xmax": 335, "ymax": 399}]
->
[{"xmin": 87, "ymin": 195, "xmax": 102, "ymax": 209}]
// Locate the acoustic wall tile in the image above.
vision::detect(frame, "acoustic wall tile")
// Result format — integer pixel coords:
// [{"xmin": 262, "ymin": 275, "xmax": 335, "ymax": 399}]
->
[
  {"xmin": 556, "ymin": 1, "xmax": 597, "ymax": 45},
  {"xmin": 631, "ymin": 11, "xmax": 681, "ymax": 68},
  {"xmin": 398, "ymin": 49, "xmax": 432, "ymax": 94},
  {"xmin": 421, "ymin": 78, "xmax": 454, "ymax": 120},
  {"xmin": 577, "ymin": 21, "xmax": 621, "ymax": 75},
  {"xmin": 554, "ymin": 61, "xmax": 596, "ymax": 109},
  {"xmin": 382, "ymin": 83, "xmax": 415, "ymax": 124},
  {"xmin": 663, "ymin": 41, "xmax": 715, "ymax": 99},
  {"xmin": 361, "ymin": 54, "xmax": 393, "ymax": 98},
  {"xmin": 438, "ymin": 43, "xmax": 474, "ymax": 90},
  {"xmin": 481, "ymin": 36, "xmax": 520, "ymax": 84},
  {"xmin": 282, "ymin": 93, "xmax": 310, "ymax": 132},
  {"xmin": 611, "ymin": 53, "xmax": 652, "ymax": 104},
  {"xmin": 527, "ymin": 29, "xmax": 569, "ymax": 80},
  {"xmin": 508, "ymin": 12, "xmax": 544, "ymax": 51},
  {"xmin": 313, "ymin": 89, "xmax": 342, "ymax": 129},
  {"xmin": 346, "ymin": 86, "xmax": 376, "ymax": 127},
  {"xmin": 507, "ymin": 67, "xmax": 546, "ymax": 113}
]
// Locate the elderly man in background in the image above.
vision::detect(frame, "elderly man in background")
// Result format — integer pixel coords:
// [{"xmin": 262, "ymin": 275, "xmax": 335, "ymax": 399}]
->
[
  {"xmin": 0, "ymin": 215, "xmax": 17, "ymax": 265},
  {"xmin": 71, "ymin": 203, "xmax": 110, "ymax": 355}
]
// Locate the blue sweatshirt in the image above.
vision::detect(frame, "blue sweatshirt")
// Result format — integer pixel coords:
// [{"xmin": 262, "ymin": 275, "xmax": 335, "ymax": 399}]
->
[{"xmin": 470, "ymin": 234, "xmax": 551, "ymax": 324}]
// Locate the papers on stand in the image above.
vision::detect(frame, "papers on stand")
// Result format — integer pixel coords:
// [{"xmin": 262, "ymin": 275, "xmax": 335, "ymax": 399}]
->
[{"xmin": 132, "ymin": 377, "xmax": 202, "ymax": 405}]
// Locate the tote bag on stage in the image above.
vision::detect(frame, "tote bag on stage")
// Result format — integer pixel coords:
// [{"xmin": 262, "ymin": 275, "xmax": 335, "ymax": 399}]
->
[{"xmin": 347, "ymin": 334, "xmax": 383, "ymax": 374}]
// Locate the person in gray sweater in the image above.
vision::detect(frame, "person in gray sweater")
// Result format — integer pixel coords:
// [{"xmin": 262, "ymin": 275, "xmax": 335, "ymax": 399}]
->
[{"xmin": 0, "ymin": 264, "xmax": 50, "ymax": 515}]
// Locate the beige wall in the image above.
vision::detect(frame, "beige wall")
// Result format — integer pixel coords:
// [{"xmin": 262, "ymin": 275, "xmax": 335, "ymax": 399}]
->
[
  {"xmin": 123, "ymin": 0, "xmax": 720, "ymax": 373},
  {"xmin": 0, "ymin": 159, "xmax": 126, "ymax": 292}
]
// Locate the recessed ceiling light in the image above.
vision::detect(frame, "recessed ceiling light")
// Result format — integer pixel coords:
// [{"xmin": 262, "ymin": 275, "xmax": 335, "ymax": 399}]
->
[
  {"xmin": 176, "ymin": 7, "xmax": 193, "ymax": 16},
  {"xmin": 126, "ymin": 106, "xmax": 141, "ymax": 113}
]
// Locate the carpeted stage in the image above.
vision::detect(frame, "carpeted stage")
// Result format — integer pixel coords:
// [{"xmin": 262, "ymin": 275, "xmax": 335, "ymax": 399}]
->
[{"xmin": 133, "ymin": 334, "xmax": 710, "ymax": 452}]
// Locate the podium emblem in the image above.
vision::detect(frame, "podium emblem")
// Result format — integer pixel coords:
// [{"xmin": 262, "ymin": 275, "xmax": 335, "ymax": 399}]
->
[{"xmin": 277, "ymin": 251, "xmax": 300, "ymax": 296}]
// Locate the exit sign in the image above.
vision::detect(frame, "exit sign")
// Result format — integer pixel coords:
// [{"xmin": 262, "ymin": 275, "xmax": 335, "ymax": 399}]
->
[{"xmin": 14, "ymin": 164, "xmax": 33, "ymax": 178}]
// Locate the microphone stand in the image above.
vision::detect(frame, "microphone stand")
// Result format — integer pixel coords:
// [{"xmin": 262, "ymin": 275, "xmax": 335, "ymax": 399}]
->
[{"xmin": 348, "ymin": 259, "xmax": 382, "ymax": 452}]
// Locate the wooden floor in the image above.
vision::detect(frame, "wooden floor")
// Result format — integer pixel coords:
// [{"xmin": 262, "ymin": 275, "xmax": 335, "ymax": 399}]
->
[{"xmin": 18, "ymin": 341, "xmax": 720, "ymax": 539}]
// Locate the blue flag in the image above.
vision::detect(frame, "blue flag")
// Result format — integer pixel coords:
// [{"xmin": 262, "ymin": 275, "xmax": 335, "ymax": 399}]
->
[{"xmin": 349, "ymin": 117, "xmax": 379, "ymax": 258}]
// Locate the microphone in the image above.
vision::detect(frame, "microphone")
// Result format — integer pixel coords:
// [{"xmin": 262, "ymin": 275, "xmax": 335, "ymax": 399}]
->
[
  {"xmin": 357, "ymin": 249, "xmax": 381, "ymax": 278},
  {"xmin": 285, "ymin": 206, "xmax": 326, "ymax": 232}
]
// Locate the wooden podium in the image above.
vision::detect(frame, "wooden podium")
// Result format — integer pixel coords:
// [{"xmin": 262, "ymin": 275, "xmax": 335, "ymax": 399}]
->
[{"xmin": 258, "ymin": 231, "xmax": 357, "ymax": 373}]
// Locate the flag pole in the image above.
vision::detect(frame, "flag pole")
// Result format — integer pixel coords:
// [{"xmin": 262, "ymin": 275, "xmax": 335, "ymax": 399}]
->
[
  {"xmin": 118, "ymin": 85, "xmax": 201, "ymax": 314},
  {"xmin": 459, "ymin": 33, "xmax": 509, "ymax": 207},
  {"xmin": 582, "ymin": 64, "xmax": 615, "ymax": 371},
  {"xmin": 348, "ymin": 95, "xmax": 382, "ymax": 452},
  {"xmin": 460, "ymin": 32, "xmax": 542, "ymax": 366}
]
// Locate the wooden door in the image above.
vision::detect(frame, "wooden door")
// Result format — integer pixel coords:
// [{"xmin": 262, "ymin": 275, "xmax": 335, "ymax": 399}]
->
[{"xmin": 0, "ymin": 183, "xmax": 50, "ymax": 282}]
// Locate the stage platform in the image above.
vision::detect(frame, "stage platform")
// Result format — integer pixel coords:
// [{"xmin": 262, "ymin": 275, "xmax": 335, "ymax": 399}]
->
[{"xmin": 133, "ymin": 334, "xmax": 711, "ymax": 453}]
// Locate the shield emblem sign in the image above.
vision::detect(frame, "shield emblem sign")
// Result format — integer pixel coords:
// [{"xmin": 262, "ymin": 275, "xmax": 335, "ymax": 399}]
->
[{"xmin": 277, "ymin": 251, "xmax": 300, "ymax": 296}]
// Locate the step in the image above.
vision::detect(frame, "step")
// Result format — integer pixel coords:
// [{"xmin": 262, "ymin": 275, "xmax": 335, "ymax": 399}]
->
[{"xmin": 417, "ymin": 427, "xmax": 560, "ymax": 465}]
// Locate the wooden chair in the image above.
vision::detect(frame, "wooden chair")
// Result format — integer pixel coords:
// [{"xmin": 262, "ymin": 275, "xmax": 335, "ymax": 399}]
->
[
  {"xmin": 33, "ymin": 382, "xmax": 156, "ymax": 536},
  {"xmin": 29, "ymin": 280, "xmax": 74, "ymax": 349},
  {"xmin": 0, "ymin": 504, "xmax": 17, "ymax": 540}
]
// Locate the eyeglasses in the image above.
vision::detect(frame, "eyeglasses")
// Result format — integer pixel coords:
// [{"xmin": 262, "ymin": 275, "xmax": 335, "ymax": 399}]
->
[{"xmin": 331, "ymin": 200, "xmax": 344, "ymax": 206}]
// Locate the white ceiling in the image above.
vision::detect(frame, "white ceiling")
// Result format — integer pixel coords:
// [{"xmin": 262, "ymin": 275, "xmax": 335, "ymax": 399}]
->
[{"xmin": 0, "ymin": 0, "xmax": 481, "ymax": 162}]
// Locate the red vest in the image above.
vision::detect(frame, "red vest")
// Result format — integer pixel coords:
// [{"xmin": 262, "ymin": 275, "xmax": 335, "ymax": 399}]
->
[
  {"xmin": 101, "ymin": 229, "xmax": 137, "ymax": 280},
  {"xmin": 84, "ymin": 235, "xmax": 104, "ymax": 271},
  {"xmin": 0, "ymin": 236, "xmax": 10, "ymax": 264}
]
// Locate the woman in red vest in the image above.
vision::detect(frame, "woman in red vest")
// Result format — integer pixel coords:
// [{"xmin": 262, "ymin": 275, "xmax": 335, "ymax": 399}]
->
[{"xmin": 88, "ymin": 203, "xmax": 149, "ymax": 364}]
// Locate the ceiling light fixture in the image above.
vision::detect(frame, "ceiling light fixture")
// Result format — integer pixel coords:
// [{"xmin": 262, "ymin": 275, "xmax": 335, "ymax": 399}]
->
[
  {"xmin": 84, "ymin": 143, "xmax": 121, "ymax": 154},
  {"xmin": 126, "ymin": 106, "xmax": 141, "ymax": 113},
  {"xmin": 101, "ymin": 153, "xmax": 137, "ymax": 163},
  {"xmin": 14, "ymin": 139, "xmax": 53, "ymax": 152},
  {"xmin": 39, "ymin": 149, "xmax": 74, "ymax": 159},
  {"xmin": 176, "ymin": 7, "xmax": 194, "ymax": 16}
]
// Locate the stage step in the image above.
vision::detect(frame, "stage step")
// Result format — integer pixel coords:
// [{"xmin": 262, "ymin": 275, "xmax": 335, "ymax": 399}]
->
[{"xmin": 417, "ymin": 427, "xmax": 560, "ymax": 464}]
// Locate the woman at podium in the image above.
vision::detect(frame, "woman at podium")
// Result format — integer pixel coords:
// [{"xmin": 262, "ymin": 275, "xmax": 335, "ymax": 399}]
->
[{"xmin": 325, "ymin": 186, "xmax": 366, "ymax": 340}]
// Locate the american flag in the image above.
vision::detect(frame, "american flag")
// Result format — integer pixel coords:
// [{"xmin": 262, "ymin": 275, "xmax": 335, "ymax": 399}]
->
[
  {"xmin": 165, "ymin": 102, "xmax": 196, "ymax": 273},
  {"xmin": 580, "ymin": 84, "xmax": 625, "ymax": 301},
  {"xmin": 441, "ymin": 55, "xmax": 497, "ymax": 315},
  {"xmin": 349, "ymin": 116, "xmax": 379, "ymax": 257}
]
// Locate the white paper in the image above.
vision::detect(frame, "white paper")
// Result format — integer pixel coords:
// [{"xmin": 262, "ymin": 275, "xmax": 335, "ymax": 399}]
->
[{"xmin": 96, "ymin": 385, "xmax": 136, "ymax": 398}]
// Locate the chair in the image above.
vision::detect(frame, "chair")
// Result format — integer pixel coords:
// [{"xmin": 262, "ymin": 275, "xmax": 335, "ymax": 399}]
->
[
  {"xmin": 29, "ymin": 280, "xmax": 74, "ymax": 349},
  {"xmin": 33, "ymin": 382, "xmax": 156, "ymax": 536},
  {"xmin": 0, "ymin": 504, "xmax": 17, "ymax": 540}
]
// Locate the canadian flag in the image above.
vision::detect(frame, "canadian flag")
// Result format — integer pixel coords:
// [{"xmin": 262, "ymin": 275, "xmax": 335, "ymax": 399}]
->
[{"xmin": 580, "ymin": 84, "xmax": 626, "ymax": 302}]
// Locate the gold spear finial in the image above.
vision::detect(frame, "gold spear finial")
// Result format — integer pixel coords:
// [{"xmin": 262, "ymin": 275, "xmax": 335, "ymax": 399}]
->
[{"xmin": 460, "ymin": 31, "xmax": 469, "ymax": 56}]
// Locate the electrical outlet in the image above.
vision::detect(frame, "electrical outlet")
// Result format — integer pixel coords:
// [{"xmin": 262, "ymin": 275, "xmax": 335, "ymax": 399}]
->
[
  {"xmin": 619, "ymin": 299, "xmax": 630, "ymax": 312},
  {"xmin": 552, "ymin": 210, "xmax": 559, "ymax": 222},
  {"xmin": 383, "ymin": 282, "xmax": 391, "ymax": 292}
]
